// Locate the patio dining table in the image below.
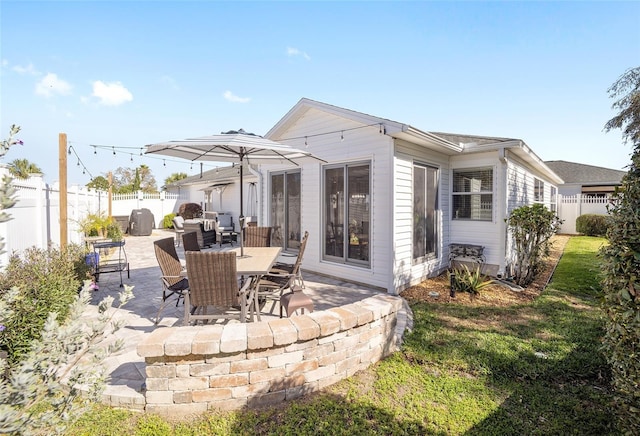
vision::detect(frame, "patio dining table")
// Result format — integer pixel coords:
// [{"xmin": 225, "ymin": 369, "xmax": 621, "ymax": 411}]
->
[{"xmin": 233, "ymin": 246, "xmax": 282, "ymax": 321}]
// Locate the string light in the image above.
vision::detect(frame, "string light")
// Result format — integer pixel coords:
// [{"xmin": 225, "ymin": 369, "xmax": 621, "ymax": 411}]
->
[
  {"xmin": 130, "ymin": 154, "xmax": 133, "ymax": 162},
  {"xmin": 66, "ymin": 144, "xmax": 94, "ymax": 180},
  {"xmin": 112, "ymin": 146, "xmax": 116, "ymax": 156},
  {"xmin": 277, "ymin": 123, "xmax": 386, "ymax": 147}
]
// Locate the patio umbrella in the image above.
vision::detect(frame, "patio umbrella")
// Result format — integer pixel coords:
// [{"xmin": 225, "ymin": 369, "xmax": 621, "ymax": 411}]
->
[{"xmin": 145, "ymin": 129, "xmax": 326, "ymax": 257}]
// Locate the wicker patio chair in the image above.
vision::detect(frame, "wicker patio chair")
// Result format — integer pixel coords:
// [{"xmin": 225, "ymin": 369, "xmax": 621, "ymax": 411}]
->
[
  {"xmin": 258, "ymin": 230, "xmax": 309, "ymax": 302},
  {"xmin": 243, "ymin": 226, "xmax": 272, "ymax": 247},
  {"xmin": 184, "ymin": 251, "xmax": 257, "ymax": 325},
  {"xmin": 153, "ymin": 237, "xmax": 189, "ymax": 324},
  {"xmin": 182, "ymin": 231, "xmax": 201, "ymax": 252}
]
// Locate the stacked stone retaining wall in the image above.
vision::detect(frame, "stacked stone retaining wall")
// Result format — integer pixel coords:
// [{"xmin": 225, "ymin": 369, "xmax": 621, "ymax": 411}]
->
[{"xmin": 137, "ymin": 294, "xmax": 404, "ymax": 418}]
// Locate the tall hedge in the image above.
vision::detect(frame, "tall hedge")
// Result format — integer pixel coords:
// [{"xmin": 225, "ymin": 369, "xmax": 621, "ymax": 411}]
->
[
  {"xmin": 601, "ymin": 66, "xmax": 640, "ymax": 434},
  {"xmin": 601, "ymin": 153, "xmax": 640, "ymax": 433}
]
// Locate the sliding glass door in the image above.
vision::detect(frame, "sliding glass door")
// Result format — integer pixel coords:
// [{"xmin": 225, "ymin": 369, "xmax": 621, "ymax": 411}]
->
[
  {"xmin": 270, "ymin": 171, "xmax": 301, "ymax": 251},
  {"xmin": 324, "ymin": 162, "xmax": 370, "ymax": 266}
]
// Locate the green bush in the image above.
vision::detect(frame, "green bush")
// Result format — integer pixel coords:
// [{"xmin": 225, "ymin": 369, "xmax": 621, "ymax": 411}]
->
[
  {"xmin": 162, "ymin": 213, "xmax": 176, "ymax": 229},
  {"xmin": 506, "ymin": 204, "xmax": 562, "ymax": 286},
  {"xmin": 450, "ymin": 264, "xmax": 493, "ymax": 296},
  {"xmin": 576, "ymin": 214, "xmax": 610, "ymax": 236},
  {"xmin": 0, "ymin": 244, "xmax": 89, "ymax": 362},
  {"xmin": 178, "ymin": 202, "xmax": 202, "ymax": 219}
]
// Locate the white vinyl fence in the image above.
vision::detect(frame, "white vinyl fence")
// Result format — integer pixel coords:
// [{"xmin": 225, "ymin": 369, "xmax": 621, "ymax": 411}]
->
[
  {"xmin": 0, "ymin": 167, "xmax": 188, "ymax": 267},
  {"xmin": 556, "ymin": 194, "xmax": 611, "ymax": 234}
]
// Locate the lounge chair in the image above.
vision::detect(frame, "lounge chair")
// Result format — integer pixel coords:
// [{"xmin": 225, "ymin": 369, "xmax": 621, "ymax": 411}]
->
[{"xmin": 183, "ymin": 219, "xmax": 216, "ymax": 248}]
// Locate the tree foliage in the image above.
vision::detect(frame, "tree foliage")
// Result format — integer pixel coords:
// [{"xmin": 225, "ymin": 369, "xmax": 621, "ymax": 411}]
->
[
  {"xmin": 0, "ymin": 125, "xmax": 21, "ymax": 257},
  {"xmin": 85, "ymin": 175, "xmax": 110, "ymax": 191},
  {"xmin": 7, "ymin": 158, "xmax": 42, "ymax": 179},
  {"xmin": 506, "ymin": 204, "xmax": 562, "ymax": 286},
  {"xmin": 164, "ymin": 172, "xmax": 187, "ymax": 186},
  {"xmin": 112, "ymin": 164, "xmax": 157, "ymax": 193},
  {"xmin": 604, "ymin": 66, "xmax": 640, "ymax": 145},
  {"xmin": 600, "ymin": 66, "xmax": 640, "ymax": 434}
]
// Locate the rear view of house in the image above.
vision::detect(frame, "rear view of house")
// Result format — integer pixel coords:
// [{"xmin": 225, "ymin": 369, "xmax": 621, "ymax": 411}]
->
[{"xmin": 262, "ymin": 98, "xmax": 562, "ymax": 293}]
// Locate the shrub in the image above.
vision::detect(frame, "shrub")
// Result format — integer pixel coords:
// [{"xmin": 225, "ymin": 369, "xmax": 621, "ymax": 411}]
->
[
  {"xmin": 0, "ymin": 282, "xmax": 134, "ymax": 435},
  {"xmin": 162, "ymin": 213, "xmax": 176, "ymax": 229},
  {"xmin": 576, "ymin": 214, "xmax": 610, "ymax": 236},
  {"xmin": 178, "ymin": 202, "xmax": 202, "ymax": 219},
  {"xmin": 506, "ymin": 204, "xmax": 562, "ymax": 286},
  {"xmin": 601, "ymin": 65, "xmax": 640, "ymax": 434},
  {"xmin": 0, "ymin": 244, "xmax": 90, "ymax": 362},
  {"xmin": 450, "ymin": 264, "xmax": 493, "ymax": 297}
]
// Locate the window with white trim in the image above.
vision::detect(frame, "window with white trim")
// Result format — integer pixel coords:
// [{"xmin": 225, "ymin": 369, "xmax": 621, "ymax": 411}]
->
[
  {"xmin": 413, "ymin": 163, "xmax": 439, "ymax": 262},
  {"xmin": 452, "ymin": 168, "xmax": 493, "ymax": 221},
  {"xmin": 550, "ymin": 186, "xmax": 557, "ymax": 212}
]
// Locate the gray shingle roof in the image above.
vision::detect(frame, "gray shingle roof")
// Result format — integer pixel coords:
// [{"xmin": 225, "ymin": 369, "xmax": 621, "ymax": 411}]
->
[{"xmin": 544, "ymin": 160, "xmax": 626, "ymax": 185}]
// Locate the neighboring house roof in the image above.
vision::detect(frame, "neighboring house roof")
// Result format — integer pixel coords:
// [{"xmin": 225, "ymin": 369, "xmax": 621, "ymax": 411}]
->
[
  {"xmin": 164, "ymin": 163, "xmax": 254, "ymax": 189},
  {"xmin": 268, "ymin": 98, "xmax": 563, "ymax": 184},
  {"xmin": 544, "ymin": 160, "xmax": 626, "ymax": 186}
]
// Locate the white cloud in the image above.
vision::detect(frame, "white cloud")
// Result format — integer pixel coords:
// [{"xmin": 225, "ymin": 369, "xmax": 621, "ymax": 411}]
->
[
  {"xmin": 287, "ymin": 46, "xmax": 311, "ymax": 61},
  {"xmin": 91, "ymin": 80, "xmax": 133, "ymax": 106},
  {"xmin": 35, "ymin": 73, "xmax": 72, "ymax": 98},
  {"xmin": 223, "ymin": 90, "xmax": 251, "ymax": 103},
  {"xmin": 13, "ymin": 63, "xmax": 39, "ymax": 76}
]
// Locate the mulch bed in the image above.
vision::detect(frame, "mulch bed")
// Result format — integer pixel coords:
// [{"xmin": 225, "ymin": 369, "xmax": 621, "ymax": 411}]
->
[{"xmin": 400, "ymin": 235, "xmax": 570, "ymax": 307}]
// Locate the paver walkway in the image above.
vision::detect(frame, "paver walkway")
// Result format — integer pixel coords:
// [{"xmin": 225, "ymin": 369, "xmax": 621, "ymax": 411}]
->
[{"xmin": 81, "ymin": 230, "xmax": 408, "ymax": 406}]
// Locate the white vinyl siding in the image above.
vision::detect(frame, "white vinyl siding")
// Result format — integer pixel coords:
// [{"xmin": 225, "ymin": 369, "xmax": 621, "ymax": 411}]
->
[
  {"xmin": 394, "ymin": 140, "xmax": 449, "ymax": 291},
  {"xmin": 267, "ymin": 108, "xmax": 391, "ymax": 291}
]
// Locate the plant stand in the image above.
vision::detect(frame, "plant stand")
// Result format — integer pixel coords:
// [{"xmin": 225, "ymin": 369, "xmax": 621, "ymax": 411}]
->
[{"xmin": 91, "ymin": 240, "xmax": 130, "ymax": 287}]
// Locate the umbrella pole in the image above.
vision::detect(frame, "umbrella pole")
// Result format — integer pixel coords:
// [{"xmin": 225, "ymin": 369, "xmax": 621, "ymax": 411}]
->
[{"xmin": 239, "ymin": 159, "xmax": 244, "ymax": 257}]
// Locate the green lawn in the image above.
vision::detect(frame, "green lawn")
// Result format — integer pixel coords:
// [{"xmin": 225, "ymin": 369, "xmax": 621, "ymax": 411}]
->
[{"xmin": 67, "ymin": 236, "xmax": 616, "ymax": 435}]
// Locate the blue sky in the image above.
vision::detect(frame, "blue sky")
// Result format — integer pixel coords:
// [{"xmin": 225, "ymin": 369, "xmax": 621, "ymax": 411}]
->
[{"xmin": 1, "ymin": 1, "xmax": 639, "ymax": 187}]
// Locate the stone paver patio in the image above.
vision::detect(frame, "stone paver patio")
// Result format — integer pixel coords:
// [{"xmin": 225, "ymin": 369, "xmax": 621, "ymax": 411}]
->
[{"xmin": 82, "ymin": 230, "xmax": 410, "ymax": 408}]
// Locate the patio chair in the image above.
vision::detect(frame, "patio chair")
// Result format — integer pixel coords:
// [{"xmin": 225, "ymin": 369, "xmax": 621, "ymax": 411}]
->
[
  {"xmin": 182, "ymin": 231, "xmax": 201, "ymax": 252},
  {"xmin": 214, "ymin": 212, "xmax": 237, "ymax": 247},
  {"xmin": 258, "ymin": 231, "xmax": 309, "ymax": 303},
  {"xmin": 184, "ymin": 251, "xmax": 257, "ymax": 325},
  {"xmin": 183, "ymin": 219, "xmax": 216, "ymax": 248},
  {"xmin": 243, "ymin": 226, "xmax": 272, "ymax": 247},
  {"xmin": 153, "ymin": 237, "xmax": 189, "ymax": 324},
  {"xmin": 172, "ymin": 216, "xmax": 185, "ymax": 246}
]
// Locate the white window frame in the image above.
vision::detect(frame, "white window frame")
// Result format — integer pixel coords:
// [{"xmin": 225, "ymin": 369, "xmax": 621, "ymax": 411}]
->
[{"xmin": 452, "ymin": 167, "xmax": 493, "ymax": 221}]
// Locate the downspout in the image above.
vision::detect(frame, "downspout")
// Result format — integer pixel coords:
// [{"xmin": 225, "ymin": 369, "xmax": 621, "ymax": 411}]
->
[
  {"xmin": 248, "ymin": 165, "xmax": 263, "ymax": 225},
  {"xmin": 497, "ymin": 147, "xmax": 509, "ymax": 278}
]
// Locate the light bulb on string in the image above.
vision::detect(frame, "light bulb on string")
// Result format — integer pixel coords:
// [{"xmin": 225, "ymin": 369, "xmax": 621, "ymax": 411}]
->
[
  {"xmin": 163, "ymin": 159, "xmax": 166, "ymax": 167},
  {"xmin": 139, "ymin": 148, "xmax": 143, "ymax": 156},
  {"xmin": 68, "ymin": 146, "xmax": 72, "ymax": 155},
  {"xmin": 305, "ymin": 136, "xmax": 308, "ymax": 148},
  {"xmin": 190, "ymin": 163, "xmax": 193, "ymax": 170},
  {"xmin": 77, "ymin": 160, "xmax": 80, "ymax": 166},
  {"xmin": 94, "ymin": 146, "xmax": 97, "ymax": 155},
  {"xmin": 130, "ymin": 154, "xmax": 133, "ymax": 162},
  {"xmin": 341, "ymin": 131, "xmax": 344, "ymax": 141},
  {"xmin": 112, "ymin": 146, "xmax": 116, "ymax": 156}
]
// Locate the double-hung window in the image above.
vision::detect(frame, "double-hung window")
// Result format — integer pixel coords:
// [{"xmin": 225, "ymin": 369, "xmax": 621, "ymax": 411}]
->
[
  {"xmin": 452, "ymin": 168, "xmax": 493, "ymax": 221},
  {"xmin": 323, "ymin": 162, "xmax": 370, "ymax": 266}
]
